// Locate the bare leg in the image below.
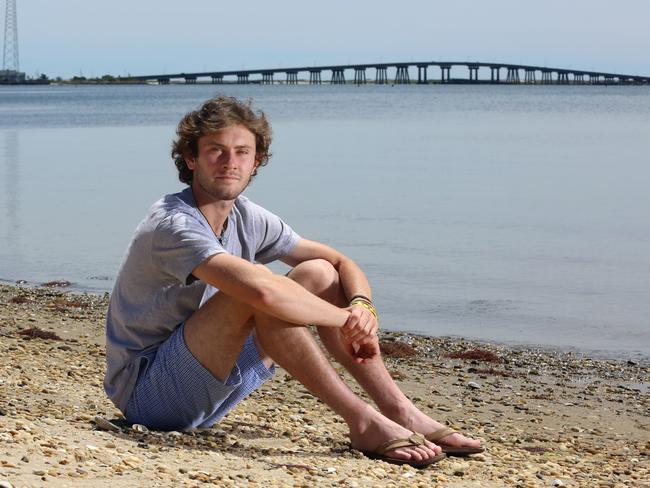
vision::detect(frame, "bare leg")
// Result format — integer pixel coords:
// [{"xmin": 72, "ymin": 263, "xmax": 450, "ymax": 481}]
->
[
  {"xmin": 317, "ymin": 327, "xmax": 481, "ymax": 449},
  {"xmin": 184, "ymin": 261, "xmax": 440, "ymax": 462},
  {"xmin": 294, "ymin": 260, "xmax": 481, "ymax": 450},
  {"xmin": 253, "ymin": 316, "xmax": 438, "ymax": 460},
  {"xmin": 184, "ymin": 288, "xmax": 255, "ymax": 382}
]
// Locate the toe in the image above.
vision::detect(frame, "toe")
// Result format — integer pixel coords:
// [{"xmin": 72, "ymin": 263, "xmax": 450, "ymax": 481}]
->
[
  {"xmin": 443, "ymin": 432, "xmax": 481, "ymax": 448},
  {"xmin": 425, "ymin": 439, "xmax": 443, "ymax": 455},
  {"xmin": 385, "ymin": 447, "xmax": 412, "ymax": 461}
]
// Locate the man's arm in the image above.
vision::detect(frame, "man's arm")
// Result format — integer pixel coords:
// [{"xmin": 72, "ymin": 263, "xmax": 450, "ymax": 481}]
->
[
  {"xmin": 281, "ymin": 238, "xmax": 373, "ymax": 303},
  {"xmin": 192, "ymin": 252, "xmax": 350, "ymax": 328},
  {"xmin": 281, "ymin": 239, "xmax": 380, "ymax": 360}
]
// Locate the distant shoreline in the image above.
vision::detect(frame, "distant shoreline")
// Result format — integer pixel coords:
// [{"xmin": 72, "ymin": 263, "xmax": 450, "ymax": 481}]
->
[{"xmin": 1, "ymin": 280, "xmax": 647, "ymax": 364}]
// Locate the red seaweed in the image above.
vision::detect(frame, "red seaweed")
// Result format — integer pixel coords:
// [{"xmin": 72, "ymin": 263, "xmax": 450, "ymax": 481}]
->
[
  {"xmin": 379, "ymin": 340, "xmax": 417, "ymax": 358},
  {"xmin": 18, "ymin": 327, "xmax": 63, "ymax": 341},
  {"xmin": 9, "ymin": 295, "xmax": 31, "ymax": 304}
]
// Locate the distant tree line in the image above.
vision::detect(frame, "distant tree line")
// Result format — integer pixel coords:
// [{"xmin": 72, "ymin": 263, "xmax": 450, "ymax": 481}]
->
[{"xmin": 0, "ymin": 73, "xmax": 146, "ymax": 85}]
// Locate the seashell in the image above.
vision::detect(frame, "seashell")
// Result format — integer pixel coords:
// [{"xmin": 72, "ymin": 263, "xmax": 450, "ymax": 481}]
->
[{"xmin": 131, "ymin": 423, "xmax": 149, "ymax": 433}]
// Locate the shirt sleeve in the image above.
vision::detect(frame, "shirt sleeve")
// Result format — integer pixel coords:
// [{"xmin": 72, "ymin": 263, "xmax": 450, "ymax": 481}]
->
[
  {"xmin": 151, "ymin": 212, "xmax": 226, "ymax": 285},
  {"xmin": 249, "ymin": 203, "xmax": 301, "ymax": 264}
]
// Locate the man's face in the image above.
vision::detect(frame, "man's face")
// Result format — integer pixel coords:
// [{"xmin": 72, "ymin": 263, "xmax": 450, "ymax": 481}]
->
[{"xmin": 187, "ymin": 125, "xmax": 259, "ymax": 202}]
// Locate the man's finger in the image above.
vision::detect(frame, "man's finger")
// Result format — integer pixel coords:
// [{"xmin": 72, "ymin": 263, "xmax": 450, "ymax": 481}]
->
[{"xmin": 343, "ymin": 325, "xmax": 371, "ymax": 344}]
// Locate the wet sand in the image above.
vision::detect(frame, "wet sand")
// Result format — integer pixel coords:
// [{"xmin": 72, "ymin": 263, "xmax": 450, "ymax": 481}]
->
[{"xmin": 0, "ymin": 283, "xmax": 648, "ymax": 487}]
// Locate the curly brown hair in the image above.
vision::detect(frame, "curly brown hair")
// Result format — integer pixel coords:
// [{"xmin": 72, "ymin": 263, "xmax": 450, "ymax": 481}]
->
[{"xmin": 171, "ymin": 96, "xmax": 272, "ymax": 185}]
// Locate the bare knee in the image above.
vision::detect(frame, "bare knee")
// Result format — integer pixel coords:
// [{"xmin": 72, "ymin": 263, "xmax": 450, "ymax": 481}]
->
[{"xmin": 288, "ymin": 259, "xmax": 341, "ymax": 301}]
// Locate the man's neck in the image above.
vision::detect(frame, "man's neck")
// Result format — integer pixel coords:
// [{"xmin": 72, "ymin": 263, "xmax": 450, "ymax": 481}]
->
[{"xmin": 191, "ymin": 186, "xmax": 234, "ymax": 237}]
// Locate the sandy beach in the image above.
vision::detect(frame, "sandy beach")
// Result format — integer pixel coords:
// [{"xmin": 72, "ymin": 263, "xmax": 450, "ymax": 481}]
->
[{"xmin": 0, "ymin": 282, "xmax": 648, "ymax": 487}]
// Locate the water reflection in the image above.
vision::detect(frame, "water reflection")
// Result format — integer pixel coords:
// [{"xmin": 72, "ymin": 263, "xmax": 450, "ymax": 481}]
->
[{"xmin": 1, "ymin": 130, "xmax": 22, "ymax": 270}]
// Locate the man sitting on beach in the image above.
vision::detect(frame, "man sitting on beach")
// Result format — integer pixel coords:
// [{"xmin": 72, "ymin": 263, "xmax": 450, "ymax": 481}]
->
[{"xmin": 104, "ymin": 95, "xmax": 482, "ymax": 467}]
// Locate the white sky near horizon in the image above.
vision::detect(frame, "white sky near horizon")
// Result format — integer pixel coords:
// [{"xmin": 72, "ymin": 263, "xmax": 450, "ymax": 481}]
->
[{"xmin": 6, "ymin": 0, "xmax": 650, "ymax": 79}]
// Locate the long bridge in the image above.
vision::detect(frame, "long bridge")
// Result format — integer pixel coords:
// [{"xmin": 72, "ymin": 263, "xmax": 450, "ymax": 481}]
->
[{"xmin": 129, "ymin": 61, "xmax": 650, "ymax": 85}]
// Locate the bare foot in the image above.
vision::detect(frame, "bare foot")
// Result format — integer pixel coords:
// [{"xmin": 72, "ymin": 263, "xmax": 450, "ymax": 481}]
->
[
  {"xmin": 348, "ymin": 405, "xmax": 442, "ymax": 462},
  {"xmin": 384, "ymin": 402, "xmax": 482, "ymax": 449}
]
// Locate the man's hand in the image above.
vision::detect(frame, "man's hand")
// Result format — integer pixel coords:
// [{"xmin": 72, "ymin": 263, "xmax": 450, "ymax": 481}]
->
[{"xmin": 340, "ymin": 305, "xmax": 380, "ymax": 363}]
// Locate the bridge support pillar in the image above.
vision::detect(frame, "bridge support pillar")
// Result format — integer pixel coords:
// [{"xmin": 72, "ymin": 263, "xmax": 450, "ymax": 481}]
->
[
  {"xmin": 589, "ymin": 74, "xmax": 599, "ymax": 84},
  {"xmin": 490, "ymin": 66, "xmax": 501, "ymax": 83},
  {"xmin": 574, "ymin": 73, "xmax": 585, "ymax": 84},
  {"xmin": 541, "ymin": 70, "xmax": 552, "ymax": 84},
  {"xmin": 331, "ymin": 69, "xmax": 346, "ymax": 84},
  {"xmin": 237, "ymin": 74, "xmax": 249, "ymax": 84},
  {"xmin": 440, "ymin": 66, "xmax": 451, "ymax": 83},
  {"xmin": 417, "ymin": 65, "xmax": 428, "ymax": 84},
  {"xmin": 211, "ymin": 75, "xmax": 223, "ymax": 84},
  {"xmin": 353, "ymin": 68, "xmax": 367, "ymax": 85},
  {"xmin": 557, "ymin": 72, "xmax": 569, "ymax": 84},
  {"xmin": 524, "ymin": 69, "xmax": 536, "ymax": 84},
  {"xmin": 604, "ymin": 75, "xmax": 614, "ymax": 85},
  {"xmin": 395, "ymin": 65, "xmax": 410, "ymax": 84},
  {"xmin": 157, "ymin": 78, "xmax": 170, "ymax": 85},
  {"xmin": 375, "ymin": 67, "xmax": 388, "ymax": 84},
  {"xmin": 185, "ymin": 77, "xmax": 197, "ymax": 84},
  {"xmin": 261, "ymin": 72, "xmax": 274, "ymax": 85},
  {"xmin": 286, "ymin": 71, "xmax": 298, "ymax": 84},
  {"xmin": 468, "ymin": 65, "xmax": 479, "ymax": 82},
  {"xmin": 309, "ymin": 70, "xmax": 322, "ymax": 84},
  {"xmin": 506, "ymin": 68, "xmax": 520, "ymax": 83}
]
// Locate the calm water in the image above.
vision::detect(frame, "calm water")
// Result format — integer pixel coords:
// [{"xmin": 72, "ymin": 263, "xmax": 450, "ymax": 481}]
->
[{"xmin": 1, "ymin": 84, "xmax": 649, "ymax": 359}]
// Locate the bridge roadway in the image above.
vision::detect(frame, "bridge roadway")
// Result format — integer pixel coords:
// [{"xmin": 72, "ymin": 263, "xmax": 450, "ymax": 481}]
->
[{"xmin": 129, "ymin": 61, "xmax": 650, "ymax": 85}]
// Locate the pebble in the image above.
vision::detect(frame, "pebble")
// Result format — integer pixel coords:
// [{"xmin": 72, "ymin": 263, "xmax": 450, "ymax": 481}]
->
[
  {"xmin": 467, "ymin": 381, "xmax": 481, "ymax": 389},
  {"xmin": 450, "ymin": 461, "xmax": 470, "ymax": 476},
  {"xmin": 552, "ymin": 479, "xmax": 566, "ymax": 487}
]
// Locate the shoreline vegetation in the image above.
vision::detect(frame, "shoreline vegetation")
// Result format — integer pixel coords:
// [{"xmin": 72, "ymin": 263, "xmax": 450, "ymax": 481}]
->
[{"xmin": 0, "ymin": 283, "xmax": 648, "ymax": 487}]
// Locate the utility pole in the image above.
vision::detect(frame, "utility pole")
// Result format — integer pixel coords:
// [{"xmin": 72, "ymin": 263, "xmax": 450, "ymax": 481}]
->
[{"xmin": 1, "ymin": 0, "xmax": 24, "ymax": 82}]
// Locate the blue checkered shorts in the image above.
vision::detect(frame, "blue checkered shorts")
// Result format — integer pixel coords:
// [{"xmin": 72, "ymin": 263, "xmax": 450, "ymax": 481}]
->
[{"xmin": 125, "ymin": 323, "xmax": 274, "ymax": 431}]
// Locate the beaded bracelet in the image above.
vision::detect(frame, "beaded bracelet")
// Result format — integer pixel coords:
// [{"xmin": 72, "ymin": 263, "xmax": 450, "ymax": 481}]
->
[{"xmin": 349, "ymin": 298, "xmax": 379, "ymax": 321}]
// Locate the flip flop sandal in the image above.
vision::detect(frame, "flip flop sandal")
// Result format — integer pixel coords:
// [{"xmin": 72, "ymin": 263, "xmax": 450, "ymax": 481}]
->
[
  {"xmin": 361, "ymin": 432, "xmax": 446, "ymax": 468},
  {"xmin": 425, "ymin": 427, "xmax": 485, "ymax": 456}
]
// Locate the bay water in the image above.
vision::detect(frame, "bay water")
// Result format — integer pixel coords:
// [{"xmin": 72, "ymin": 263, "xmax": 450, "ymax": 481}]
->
[{"xmin": 1, "ymin": 84, "xmax": 649, "ymax": 359}]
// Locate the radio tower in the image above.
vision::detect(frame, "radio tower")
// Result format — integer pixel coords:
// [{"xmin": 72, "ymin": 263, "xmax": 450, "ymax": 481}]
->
[{"xmin": 1, "ymin": 0, "xmax": 23, "ymax": 82}]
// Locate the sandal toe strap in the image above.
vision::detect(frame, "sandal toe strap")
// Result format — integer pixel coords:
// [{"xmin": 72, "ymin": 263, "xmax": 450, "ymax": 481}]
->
[
  {"xmin": 375, "ymin": 432, "xmax": 426, "ymax": 455},
  {"xmin": 426, "ymin": 427, "xmax": 457, "ymax": 443}
]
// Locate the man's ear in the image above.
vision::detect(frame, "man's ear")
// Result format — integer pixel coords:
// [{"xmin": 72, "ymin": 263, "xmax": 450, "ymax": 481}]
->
[
  {"xmin": 184, "ymin": 153, "xmax": 196, "ymax": 170},
  {"xmin": 254, "ymin": 154, "xmax": 263, "ymax": 169}
]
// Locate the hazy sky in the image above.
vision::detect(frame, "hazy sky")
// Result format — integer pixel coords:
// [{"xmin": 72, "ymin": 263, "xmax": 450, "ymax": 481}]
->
[{"xmin": 10, "ymin": 0, "xmax": 650, "ymax": 79}]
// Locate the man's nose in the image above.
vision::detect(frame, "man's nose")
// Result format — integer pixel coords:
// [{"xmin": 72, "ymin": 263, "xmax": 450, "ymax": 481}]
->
[{"xmin": 219, "ymin": 149, "xmax": 237, "ymax": 167}]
